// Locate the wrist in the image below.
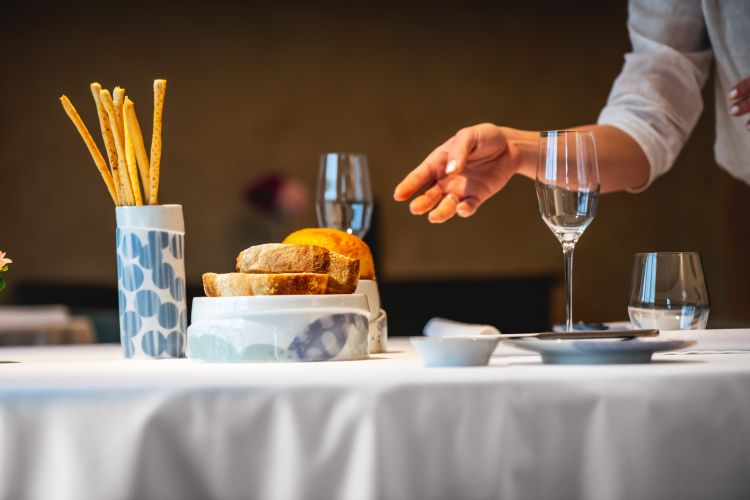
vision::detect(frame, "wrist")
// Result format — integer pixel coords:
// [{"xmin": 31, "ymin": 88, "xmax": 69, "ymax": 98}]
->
[{"xmin": 499, "ymin": 127, "xmax": 538, "ymax": 178}]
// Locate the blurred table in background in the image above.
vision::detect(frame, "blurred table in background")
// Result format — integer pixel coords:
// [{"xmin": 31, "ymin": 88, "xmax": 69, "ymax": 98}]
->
[
  {"xmin": 0, "ymin": 305, "xmax": 95, "ymax": 345},
  {"xmin": 1, "ymin": 338, "xmax": 748, "ymax": 500}
]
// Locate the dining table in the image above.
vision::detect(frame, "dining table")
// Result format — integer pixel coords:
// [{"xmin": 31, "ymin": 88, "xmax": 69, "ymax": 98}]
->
[{"xmin": 1, "ymin": 334, "xmax": 749, "ymax": 500}]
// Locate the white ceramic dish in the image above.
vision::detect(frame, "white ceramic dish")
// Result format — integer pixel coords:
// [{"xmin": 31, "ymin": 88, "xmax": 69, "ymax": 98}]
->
[
  {"xmin": 506, "ymin": 338, "xmax": 697, "ymax": 364},
  {"xmin": 188, "ymin": 295, "xmax": 370, "ymax": 363},
  {"xmin": 368, "ymin": 308, "xmax": 388, "ymax": 354},
  {"xmin": 354, "ymin": 279, "xmax": 380, "ymax": 320},
  {"xmin": 411, "ymin": 335, "xmax": 501, "ymax": 367}
]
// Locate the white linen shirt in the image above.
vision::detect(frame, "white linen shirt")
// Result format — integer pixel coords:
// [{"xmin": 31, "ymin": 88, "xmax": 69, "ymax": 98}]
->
[{"xmin": 598, "ymin": 0, "xmax": 750, "ymax": 190}]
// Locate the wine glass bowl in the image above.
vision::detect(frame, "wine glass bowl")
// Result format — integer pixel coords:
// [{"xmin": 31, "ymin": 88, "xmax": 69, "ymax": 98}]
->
[
  {"xmin": 536, "ymin": 130, "xmax": 600, "ymax": 332},
  {"xmin": 316, "ymin": 153, "xmax": 373, "ymax": 238}
]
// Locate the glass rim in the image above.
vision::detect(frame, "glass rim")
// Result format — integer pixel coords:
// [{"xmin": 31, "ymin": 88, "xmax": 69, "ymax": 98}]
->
[
  {"xmin": 539, "ymin": 129, "xmax": 594, "ymax": 137},
  {"xmin": 633, "ymin": 251, "xmax": 701, "ymax": 257},
  {"xmin": 320, "ymin": 152, "xmax": 368, "ymax": 158}
]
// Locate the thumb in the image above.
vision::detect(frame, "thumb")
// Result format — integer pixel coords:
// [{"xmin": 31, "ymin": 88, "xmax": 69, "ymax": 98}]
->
[{"xmin": 444, "ymin": 127, "xmax": 476, "ymax": 176}]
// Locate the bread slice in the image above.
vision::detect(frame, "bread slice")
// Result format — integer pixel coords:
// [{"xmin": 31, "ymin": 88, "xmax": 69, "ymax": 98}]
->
[
  {"xmin": 283, "ymin": 228, "xmax": 376, "ymax": 279},
  {"xmin": 236, "ymin": 243, "xmax": 360, "ymax": 294},
  {"xmin": 202, "ymin": 272, "xmax": 329, "ymax": 297}
]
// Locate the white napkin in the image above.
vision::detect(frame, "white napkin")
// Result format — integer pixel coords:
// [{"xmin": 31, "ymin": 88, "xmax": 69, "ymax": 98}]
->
[
  {"xmin": 423, "ymin": 317, "xmax": 499, "ymax": 337},
  {"xmin": 659, "ymin": 329, "xmax": 750, "ymax": 354}
]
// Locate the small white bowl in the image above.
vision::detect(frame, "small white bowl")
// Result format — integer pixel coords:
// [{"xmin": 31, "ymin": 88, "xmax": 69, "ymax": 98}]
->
[{"xmin": 410, "ymin": 335, "xmax": 501, "ymax": 367}]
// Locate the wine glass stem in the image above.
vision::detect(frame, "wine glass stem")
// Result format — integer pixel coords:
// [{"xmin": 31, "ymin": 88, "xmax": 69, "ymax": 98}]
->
[{"xmin": 562, "ymin": 242, "xmax": 575, "ymax": 332}]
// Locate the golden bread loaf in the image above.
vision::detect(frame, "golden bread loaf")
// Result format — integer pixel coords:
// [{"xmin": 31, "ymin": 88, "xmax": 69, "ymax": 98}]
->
[
  {"xmin": 202, "ymin": 272, "xmax": 329, "ymax": 297},
  {"xmin": 282, "ymin": 228, "xmax": 375, "ymax": 279}
]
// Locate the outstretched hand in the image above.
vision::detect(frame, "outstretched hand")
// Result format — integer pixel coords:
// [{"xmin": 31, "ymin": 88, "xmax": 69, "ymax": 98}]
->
[{"xmin": 393, "ymin": 124, "xmax": 537, "ymax": 223}]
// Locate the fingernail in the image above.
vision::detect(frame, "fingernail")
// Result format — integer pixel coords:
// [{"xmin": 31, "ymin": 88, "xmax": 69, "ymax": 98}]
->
[
  {"xmin": 730, "ymin": 105, "xmax": 740, "ymax": 115},
  {"xmin": 729, "ymin": 88, "xmax": 738, "ymax": 99},
  {"xmin": 445, "ymin": 159, "xmax": 457, "ymax": 174}
]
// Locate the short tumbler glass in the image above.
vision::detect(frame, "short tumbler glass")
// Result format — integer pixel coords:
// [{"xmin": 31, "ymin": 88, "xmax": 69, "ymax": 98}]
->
[{"xmin": 628, "ymin": 252, "xmax": 710, "ymax": 330}]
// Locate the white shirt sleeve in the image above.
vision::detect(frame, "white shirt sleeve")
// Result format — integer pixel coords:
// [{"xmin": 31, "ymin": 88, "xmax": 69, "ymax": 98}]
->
[{"xmin": 597, "ymin": 0, "xmax": 713, "ymax": 192}]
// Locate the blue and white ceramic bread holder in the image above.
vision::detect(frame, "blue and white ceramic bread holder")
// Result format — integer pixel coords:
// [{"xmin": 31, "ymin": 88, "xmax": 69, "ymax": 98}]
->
[{"xmin": 115, "ymin": 204, "xmax": 187, "ymax": 359}]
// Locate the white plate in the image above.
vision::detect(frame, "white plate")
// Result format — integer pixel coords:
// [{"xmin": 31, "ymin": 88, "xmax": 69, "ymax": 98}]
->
[{"xmin": 506, "ymin": 338, "xmax": 697, "ymax": 364}]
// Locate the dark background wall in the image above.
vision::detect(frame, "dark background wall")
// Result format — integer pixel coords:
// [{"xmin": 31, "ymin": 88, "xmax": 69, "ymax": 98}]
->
[{"xmin": 2, "ymin": 0, "xmax": 749, "ymax": 332}]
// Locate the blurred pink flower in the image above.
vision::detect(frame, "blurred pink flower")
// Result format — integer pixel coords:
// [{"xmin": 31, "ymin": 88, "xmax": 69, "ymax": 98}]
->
[
  {"xmin": 244, "ymin": 173, "xmax": 310, "ymax": 217},
  {"xmin": 277, "ymin": 178, "xmax": 310, "ymax": 216},
  {"xmin": 0, "ymin": 250, "xmax": 11, "ymax": 268}
]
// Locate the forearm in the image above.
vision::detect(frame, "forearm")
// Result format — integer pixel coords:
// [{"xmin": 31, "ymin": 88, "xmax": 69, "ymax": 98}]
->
[{"xmin": 513, "ymin": 124, "xmax": 650, "ymax": 193}]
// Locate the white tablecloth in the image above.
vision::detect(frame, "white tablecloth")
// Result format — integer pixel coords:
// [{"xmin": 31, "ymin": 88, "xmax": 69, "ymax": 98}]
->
[{"xmin": 1, "ymin": 339, "xmax": 749, "ymax": 500}]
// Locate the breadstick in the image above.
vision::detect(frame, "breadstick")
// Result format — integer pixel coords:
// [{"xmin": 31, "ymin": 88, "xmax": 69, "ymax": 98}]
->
[
  {"xmin": 149, "ymin": 79, "xmax": 166, "ymax": 205},
  {"xmin": 113, "ymin": 87, "xmax": 134, "ymax": 205},
  {"xmin": 123, "ymin": 98, "xmax": 143, "ymax": 205},
  {"xmin": 100, "ymin": 89, "xmax": 135, "ymax": 205},
  {"xmin": 123, "ymin": 97, "xmax": 151, "ymax": 201},
  {"xmin": 59, "ymin": 95, "xmax": 118, "ymax": 204},
  {"xmin": 89, "ymin": 82, "xmax": 121, "ymax": 205}
]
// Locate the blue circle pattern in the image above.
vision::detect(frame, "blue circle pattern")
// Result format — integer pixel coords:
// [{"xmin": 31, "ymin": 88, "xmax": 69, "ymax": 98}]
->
[
  {"xmin": 119, "ymin": 291, "xmax": 127, "ymax": 311},
  {"xmin": 170, "ymin": 276, "xmax": 184, "ymax": 301},
  {"xmin": 141, "ymin": 330, "xmax": 166, "ymax": 357},
  {"xmin": 123, "ymin": 336, "xmax": 135, "ymax": 357},
  {"xmin": 179, "ymin": 310, "xmax": 187, "ymax": 333},
  {"xmin": 117, "ymin": 230, "xmax": 186, "ymax": 358},
  {"xmin": 122, "ymin": 311, "xmax": 141, "ymax": 337},
  {"xmin": 153, "ymin": 263, "xmax": 175, "ymax": 290},
  {"xmin": 122, "ymin": 234, "xmax": 142, "ymax": 259},
  {"xmin": 158, "ymin": 302, "xmax": 179, "ymax": 329},
  {"xmin": 170, "ymin": 234, "xmax": 183, "ymax": 259},
  {"xmin": 136, "ymin": 290, "xmax": 160, "ymax": 317},
  {"xmin": 165, "ymin": 331, "xmax": 184, "ymax": 357},
  {"xmin": 121, "ymin": 265, "xmax": 144, "ymax": 291}
]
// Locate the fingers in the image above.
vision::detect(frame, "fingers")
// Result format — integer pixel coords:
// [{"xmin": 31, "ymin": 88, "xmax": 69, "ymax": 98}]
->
[
  {"xmin": 393, "ymin": 165, "xmax": 433, "ymax": 201},
  {"xmin": 729, "ymin": 77, "xmax": 750, "ymax": 118},
  {"xmin": 409, "ymin": 184, "xmax": 444, "ymax": 215},
  {"xmin": 729, "ymin": 77, "xmax": 750, "ymax": 101},
  {"xmin": 393, "ymin": 146, "xmax": 447, "ymax": 201},
  {"xmin": 729, "ymin": 95, "xmax": 750, "ymax": 117},
  {"xmin": 456, "ymin": 196, "xmax": 482, "ymax": 218},
  {"xmin": 427, "ymin": 193, "xmax": 459, "ymax": 224},
  {"xmin": 444, "ymin": 127, "xmax": 477, "ymax": 176}
]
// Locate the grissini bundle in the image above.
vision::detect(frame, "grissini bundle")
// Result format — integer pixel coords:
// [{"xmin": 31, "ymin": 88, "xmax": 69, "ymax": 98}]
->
[{"xmin": 60, "ymin": 79, "xmax": 167, "ymax": 206}]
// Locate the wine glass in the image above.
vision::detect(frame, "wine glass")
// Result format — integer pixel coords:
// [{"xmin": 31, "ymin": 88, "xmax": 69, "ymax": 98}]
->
[
  {"xmin": 316, "ymin": 153, "xmax": 373, "ymax": 238},
  {"xmin": 536, "ymin": 130, "xmax": 600, "ymax": 332},
  {"xmin": 628, "ymin": 252, "xmax": 710, "ymax": 330}
]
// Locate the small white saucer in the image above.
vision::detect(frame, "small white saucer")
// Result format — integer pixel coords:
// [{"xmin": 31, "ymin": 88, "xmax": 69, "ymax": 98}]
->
[
  {"xmin": 410, "ymin": 335, "xmax": 501, "ymax": 367},
  {"xmin": 506, "ymin": 338, "xmax": 697, "ymax": 364}
]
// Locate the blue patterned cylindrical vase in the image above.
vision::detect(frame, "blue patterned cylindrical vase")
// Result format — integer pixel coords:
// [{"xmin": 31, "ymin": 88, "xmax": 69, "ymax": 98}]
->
[{"xmin": 115, "ymin": 205, "xmax": 187, "ymax": 359}]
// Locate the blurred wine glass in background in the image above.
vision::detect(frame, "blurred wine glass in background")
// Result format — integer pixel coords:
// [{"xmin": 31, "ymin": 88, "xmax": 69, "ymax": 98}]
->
[{"xmin": 316, "ymin": 153, "xmax": 373, "ymax": 238}]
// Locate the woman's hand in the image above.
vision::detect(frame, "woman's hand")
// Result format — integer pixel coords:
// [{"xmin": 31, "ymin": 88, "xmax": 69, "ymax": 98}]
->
[
  {"xmin": 729, "ymin": 77, "xmax": 750, "ymax": 128},
  {"xmin": 393, "ymin": 124, "xmax": 537, "ymax": 223}
]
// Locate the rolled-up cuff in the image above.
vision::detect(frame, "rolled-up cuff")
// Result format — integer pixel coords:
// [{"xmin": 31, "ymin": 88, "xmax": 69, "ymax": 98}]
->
[{"xmin": 597, "ymin": 110, "xmax": 664, "ymax": 194}]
